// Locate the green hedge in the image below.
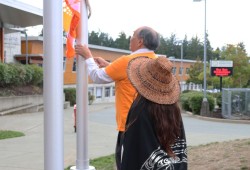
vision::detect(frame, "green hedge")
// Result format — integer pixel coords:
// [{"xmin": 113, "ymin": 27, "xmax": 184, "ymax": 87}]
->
[
  {"xmin": 64, "ymin": 88, "xmax": 95, "ymax": 106},
  {"xmin": 216, "ymin": 92, "xmax": 222, "ymax": 108},
  {"xmin": 29, "ymin": 64, "xmax": 43, "ymax": 86},
  {"xmin": 0, "ymin": 63, "xmax": 43, "ymax": 87},
  {"xmin": 180, "ymin": 91, "xmax": 215, "ymax": 115},
  {"xmin": 64, "ymin": 88, "xmax": 76, "ymax": 106}
]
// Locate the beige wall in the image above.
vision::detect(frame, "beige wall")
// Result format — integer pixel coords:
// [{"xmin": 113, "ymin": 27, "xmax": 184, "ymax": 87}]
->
[{"xmin": 21, "ymin": 39, "xmax": 195, "ymax": 85}]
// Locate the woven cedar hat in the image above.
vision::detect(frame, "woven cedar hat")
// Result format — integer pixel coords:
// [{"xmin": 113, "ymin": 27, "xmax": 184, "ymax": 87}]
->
[{"xmin": 127, "ymin": 56, "xmax": 180, "ymax": 104}]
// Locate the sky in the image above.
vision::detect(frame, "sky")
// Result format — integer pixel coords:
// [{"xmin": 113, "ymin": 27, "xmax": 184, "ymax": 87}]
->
[{"xmin": 20, "ymin": 0, "xmax": 250, "ymax": 55}]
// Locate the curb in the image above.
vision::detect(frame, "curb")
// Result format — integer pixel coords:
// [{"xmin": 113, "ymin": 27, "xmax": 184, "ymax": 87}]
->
[{"xmin": 184, "ymin": 111, "xmax": 250, "ymax": 125}]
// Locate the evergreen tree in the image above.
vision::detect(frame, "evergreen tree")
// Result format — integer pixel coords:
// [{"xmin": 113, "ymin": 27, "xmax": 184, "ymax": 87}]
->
[{"xmin": 114, "ymin": 32, "xmax": 129, "ymax": 50}]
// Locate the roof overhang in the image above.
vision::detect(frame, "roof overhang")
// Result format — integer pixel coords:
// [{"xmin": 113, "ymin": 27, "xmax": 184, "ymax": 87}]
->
[{"xmin": 0, "ymin": 0, "xmax": 43, "ymax": 28}]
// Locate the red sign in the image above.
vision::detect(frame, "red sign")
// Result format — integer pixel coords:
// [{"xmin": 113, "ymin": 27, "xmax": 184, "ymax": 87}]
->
[{"xmin": 210, "ymin": 67, "xmax": 233, "ymax": 76}]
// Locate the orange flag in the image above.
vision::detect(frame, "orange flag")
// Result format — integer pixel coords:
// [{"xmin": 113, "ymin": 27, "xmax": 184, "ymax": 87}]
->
[{"xmin": 63, "ymin": 0, "xmax": 80, "ymax": 58}]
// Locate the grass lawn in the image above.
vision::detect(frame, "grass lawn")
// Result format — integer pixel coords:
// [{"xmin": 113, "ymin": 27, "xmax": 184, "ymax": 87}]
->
[
  {"xmin": 0, "ymin": 130, "xmax": 25, "ymax": 140},
  {"xmin": 65, "ymin": 154, "xmax": 115, "ymax": 170}
]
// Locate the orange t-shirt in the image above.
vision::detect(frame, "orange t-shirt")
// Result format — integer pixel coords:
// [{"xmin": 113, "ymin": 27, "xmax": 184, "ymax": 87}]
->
[{"xmin": 105, "ymin": 52, "xmax": 158, "ymax": 131}]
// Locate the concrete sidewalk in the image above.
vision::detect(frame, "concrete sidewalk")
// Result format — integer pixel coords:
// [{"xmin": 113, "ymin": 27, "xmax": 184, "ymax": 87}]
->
[
  {"xmin": 0, "ymin": 102, "xmax": 249, "ymax": 170},
  {"xmin": 0, "ymin": 103, "xmax": 117, "ymax": 170}
]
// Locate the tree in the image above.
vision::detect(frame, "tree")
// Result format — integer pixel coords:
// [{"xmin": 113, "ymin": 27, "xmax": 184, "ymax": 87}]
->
[
  {"xmin": 186, "ymin": 58, "xmax": 203, "ymax": 84},
  {"xmin": 219, "ymin": 44, "xmax": 250, "ymax": 88},
  {"xmin": 164, "ymin": 34, "xmax": 178, "ymax": 57},
  {"xmin": 89, "ymin": 30, "xmax": 115, "ymax": 47},
  {"xmin": 181, "ymin": 35, "xmax": 189, "ymax": 60},
  {"xmin": 212, "ymin": 47, "xmax": 221, "ymax": 60},
  {"xmin": 98, "ymin": 32, "xmax": 114, "ymax": 47},
  {"xmin": 186, "ymin": 36, "xmax": 203, "ymax": 60},
  {"xmin": 114, "ymin": 32, "xmax": 129, "ymax": 50},
  {"xmin": 89, "ymin": 30, "xmax": 100, "ymax": 45},
  {"xmin": 155, "ymin": 36, "xmax": 168, "ymax": 55}
]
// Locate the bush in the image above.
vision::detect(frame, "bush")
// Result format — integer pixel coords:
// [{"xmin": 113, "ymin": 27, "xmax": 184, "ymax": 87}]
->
[
  {"xmin": 0, "ymin": 63, "xmax": 43, "ymax": 87},
  {"xmin": 11, "ymin": 64, "xmax": 26, "ymax": 86},
  {"xmin": 180, "ymin": 91, "xmax": 201, "ymax": 112},
  {"xmin": 180, "ymin": 91, "xmax": 215, "ymax": 115},
  {"xmin": 207, "ymin": 95, "xmax": 215, "ymax": 112},
  {"xmin": 0, "ymin": 63, "xmax": 7, "ymax": 87},
  {"xmin": 216, "ymin": 92, "xmax": 222, "ymax": 108},
  {"xmin": 180, "ymin": 92, "xmax": 192, "ymax": 112},
  {"xmin": 64, "ymin": 88, "xmax": 95, "ymax": 106},
  {"xmin": 24, "ymin": 65, "xmax": 34, "ymax": 84},
  {"xmin": 189, "ymin": 94, "xmax": 203, "ymax": 115},
  {"xmin": 1, "ymin": 63, "xmax": 15, "ymax": 86},
  {"xmin": 88, "ymin": 91, "xmax": 95, "ymax": 105},
  {"xmin": 30, "ymin": 65, "xmax": 43, "ymax": 86},
  {"xmin": 64, "ymin": 88, "xmax": 76, "ymax": 106}
]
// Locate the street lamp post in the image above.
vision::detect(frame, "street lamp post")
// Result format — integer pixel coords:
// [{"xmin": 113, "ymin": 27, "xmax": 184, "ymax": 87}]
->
[
  {"xmin": 177, "ymin": 41, "xmax": 184, "ymax": 82},
  {"xmin": 180, "ymin": 42, "xmax": 183, "ymax": 90},
  {"xmin": 176, "ymin": 40, "xmax": 184, "ymax": 90},
  {"xmin": 194, "ymin": 0, "xmax": 209, "ymax": 116}
]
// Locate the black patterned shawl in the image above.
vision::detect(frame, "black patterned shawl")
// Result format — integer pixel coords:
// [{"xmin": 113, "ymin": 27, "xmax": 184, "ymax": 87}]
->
[{"xmin": 120, "ymin": 98, "xmax": 187, "ymax": 170}]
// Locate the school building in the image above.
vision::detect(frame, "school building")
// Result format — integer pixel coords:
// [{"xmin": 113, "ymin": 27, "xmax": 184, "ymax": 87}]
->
[{"xmin": 5, "ymin": 35, "xmax": 200, "ymax": 102}]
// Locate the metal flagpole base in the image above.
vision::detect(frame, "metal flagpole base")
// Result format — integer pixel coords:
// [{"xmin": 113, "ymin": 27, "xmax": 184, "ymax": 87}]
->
[{"xmin": 70, "ymin": 165, "xmax": 96, "ymax": 170}]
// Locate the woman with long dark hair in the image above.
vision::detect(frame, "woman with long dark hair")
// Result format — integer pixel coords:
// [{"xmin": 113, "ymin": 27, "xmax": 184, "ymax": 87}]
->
[{"xmin": 120, "ymin": 56, "xmax": 187, "ymax": 170}]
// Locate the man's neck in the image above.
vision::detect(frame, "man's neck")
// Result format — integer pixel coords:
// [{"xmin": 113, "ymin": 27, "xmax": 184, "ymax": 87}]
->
[{"xmin": 132, "ymin": 48, "xmax": 153, "ymax": 54}]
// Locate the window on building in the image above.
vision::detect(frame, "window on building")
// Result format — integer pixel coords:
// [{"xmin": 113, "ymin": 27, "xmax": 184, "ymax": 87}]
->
[
  {"xmin": 186, "ymin": 68, "xmax": 190, "ymax": 75},
  {"xmin": 105, "ymin": 87, "xmax": 110, "ymax": 97},
  {"xmin": 72, "ymin": 58, "xmax": 76, "ymax": 72},
  {"xmin": 172, "ymin": 67, "xmax": 176, "ymax": 75},
  {"xmin": 112, "ymin": 86, "xmax": 115, "ymax": 96},
  {"xmin": 96, "ymin": 87, "xmax": 102, "ymax": 98},
  {"xmin": 179, "ymin": 67, "xmax": 183, "ymax": 75},
  {"xmin": 63, "ymin": 56, "xmax": 66, "ymax": 71}
]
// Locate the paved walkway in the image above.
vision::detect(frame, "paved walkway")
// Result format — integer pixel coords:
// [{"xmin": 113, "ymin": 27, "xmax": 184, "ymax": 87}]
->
[
  {"xmin": 0, "ymin": 102, "xmax": 249, "ymax": 170},
  {"xmin": 0, "ymin": 103, "xmax": 117, "ymax": 170}
]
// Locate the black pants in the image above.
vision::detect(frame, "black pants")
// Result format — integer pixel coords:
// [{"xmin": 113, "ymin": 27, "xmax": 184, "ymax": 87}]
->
[{"xmin": 115, "ymin": 131, "xmax": 124, "ymax": 170}]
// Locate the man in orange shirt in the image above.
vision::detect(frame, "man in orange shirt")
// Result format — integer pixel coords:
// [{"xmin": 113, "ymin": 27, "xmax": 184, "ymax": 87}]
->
[{"xmin": 75, "ymin": 26, "xmax": 160, "ymax": 170}]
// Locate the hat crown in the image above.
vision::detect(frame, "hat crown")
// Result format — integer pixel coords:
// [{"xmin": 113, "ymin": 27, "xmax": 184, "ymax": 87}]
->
[{"xmin": 147, "ymin": 57, "xmax": 173, "ymax": 84}]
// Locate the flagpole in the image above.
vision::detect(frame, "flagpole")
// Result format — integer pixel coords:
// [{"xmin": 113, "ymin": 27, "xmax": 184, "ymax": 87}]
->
[
  {"xmin": 43, "ymin": 0, "xmax": 64, "ymax": 170},
  {"xmin": 70, "ymin": 0, "xmax": 95, "ymax": 170}
]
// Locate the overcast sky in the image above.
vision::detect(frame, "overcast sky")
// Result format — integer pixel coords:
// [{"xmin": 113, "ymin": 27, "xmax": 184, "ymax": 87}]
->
[{"xmin": 20, "ymin": 0, "xmax": 250, "ymax": 55}]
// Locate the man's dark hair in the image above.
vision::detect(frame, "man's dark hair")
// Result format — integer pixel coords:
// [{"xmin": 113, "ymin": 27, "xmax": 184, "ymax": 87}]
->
[{"xmin": 138, "ymin": 27, "xmax": 160, "ymax": 51}]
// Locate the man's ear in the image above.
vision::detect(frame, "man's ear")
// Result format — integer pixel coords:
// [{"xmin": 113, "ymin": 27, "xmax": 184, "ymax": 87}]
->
[{"xmin": 137, "ymin": 38, "xmax": 144, "ymax": 48}]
